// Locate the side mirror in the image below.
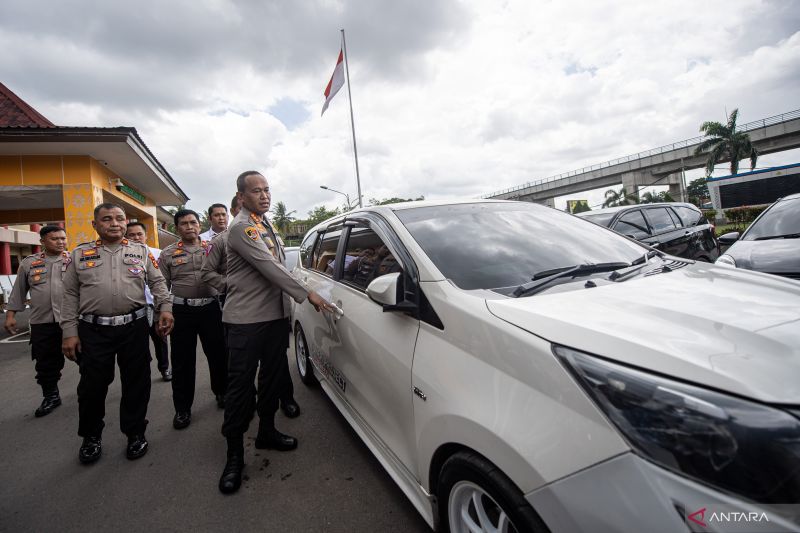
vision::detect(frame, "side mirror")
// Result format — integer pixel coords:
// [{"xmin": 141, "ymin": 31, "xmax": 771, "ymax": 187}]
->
[
  {"xmin": 718, "ymin": 232, "xmax": 740, "ymax": 245},
  {"xmin": 366, "ymin": 273, "xmax": 400, "ymax": 306}
]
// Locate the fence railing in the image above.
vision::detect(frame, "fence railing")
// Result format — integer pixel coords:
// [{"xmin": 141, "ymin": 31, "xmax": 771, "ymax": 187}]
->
[{"xmin": 483, "ymin": 108, "xmax": 800, "ymax": 198}]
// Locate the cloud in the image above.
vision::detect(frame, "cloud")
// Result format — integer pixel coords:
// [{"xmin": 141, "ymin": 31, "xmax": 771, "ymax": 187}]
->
[{"xmin": 1, "ymin": 0, "xmax": 798, "ymax": 220}]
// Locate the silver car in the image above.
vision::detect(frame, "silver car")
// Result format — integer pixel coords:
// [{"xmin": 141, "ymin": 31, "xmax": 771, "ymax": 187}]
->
[
  {"xmin": 292, "ymin": 200, "xmax": 800, "ymax": 532},
  {"xmin": 716, "ymin": 193, "xmax": 800, "ymax": 280}
]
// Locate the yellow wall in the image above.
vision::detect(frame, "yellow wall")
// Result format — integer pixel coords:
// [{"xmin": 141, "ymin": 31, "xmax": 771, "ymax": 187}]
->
[{"xmin": 0, "ymin": 155, "xmax": 160, "ymax": 248}]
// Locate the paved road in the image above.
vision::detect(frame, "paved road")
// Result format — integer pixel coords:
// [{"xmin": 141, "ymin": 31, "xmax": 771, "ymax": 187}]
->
[{"xmin": 0, "ymin": 316, "xmax": 430, "ymax": 533}]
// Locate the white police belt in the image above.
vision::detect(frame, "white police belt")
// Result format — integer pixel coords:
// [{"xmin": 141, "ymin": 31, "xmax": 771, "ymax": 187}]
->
[
  {"xmin": 80, "ymin": 307, "xmax": 147, "ymax": 326},
  {"xmin": 173, "ymin": 296, "xmax": 216, "ymax": 307}
]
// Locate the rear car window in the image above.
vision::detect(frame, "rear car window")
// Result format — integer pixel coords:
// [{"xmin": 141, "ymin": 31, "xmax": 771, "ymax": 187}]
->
[
  {"xmin": 613, "ymin": 210, "xmax": 650, "ymax": 240},
  {"xmin": 673, "ymin": 205, "xmax": 704, "ymax": 227},
  {"xmin": 643, "ymin": 208, "xmax": 678, "ymax": 233},
  {"xmin": 311, "ymin": 228, "xmax": 342, "ymax": 276}
]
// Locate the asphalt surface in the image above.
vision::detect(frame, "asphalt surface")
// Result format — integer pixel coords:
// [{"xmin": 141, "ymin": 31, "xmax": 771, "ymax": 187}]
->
[{"xmin": 0, "ymin": 314, "xmax": 430, "ymax": 533}]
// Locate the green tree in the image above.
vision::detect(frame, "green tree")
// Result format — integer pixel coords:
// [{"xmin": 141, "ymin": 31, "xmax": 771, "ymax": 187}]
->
[
  {"xmin": 306, "ymin": 206, "xmax": 341, "ymax": 226},
  {"xmin": 640, "ymin": 191, "xmax": 675, "ymax": 204},
  {"xmin": 368, "ymin": 196, "xmax": 425, "ymax": 206},
  {"xmin": 602, "ymin": 188, "xmax": 639, "ymax": 208},
  {"xmin": 270, "ymin": 201, "xmax": 296, "ymax": 235},
  {"xmin": 686, "ymin": 178, "xmax": 709, "ymax": 206},
  {"xmin": 694, "ymin": 108, "xmax": 758, "ymax": 177}
]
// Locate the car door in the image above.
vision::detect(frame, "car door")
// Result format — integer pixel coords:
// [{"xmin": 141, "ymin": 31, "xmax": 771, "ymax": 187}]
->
[
  {"xmin": 296, "ymin": 224, "xmax": 345, "ymax": 390},
  {"xmin": 642, "ymin": 206, "xmax": 688, "ymax": 257},
  {"xmin": 328, "ymin": 216, "xmax": 420, "ymax": 473}
]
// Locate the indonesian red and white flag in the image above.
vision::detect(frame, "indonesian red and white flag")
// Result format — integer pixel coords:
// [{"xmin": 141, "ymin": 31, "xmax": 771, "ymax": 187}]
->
[{"xmin": 321, "ymin": 49, "xmax": 345, "ymax": 116}]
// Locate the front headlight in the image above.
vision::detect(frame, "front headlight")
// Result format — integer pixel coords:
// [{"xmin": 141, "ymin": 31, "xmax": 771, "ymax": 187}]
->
[
  {"xmin": 715, "ymin": 254, "xmax": 737, "ymax": 267},
  {"xmin": 555, "ymin": 345, "xmax": 800, "ymax": 503}
]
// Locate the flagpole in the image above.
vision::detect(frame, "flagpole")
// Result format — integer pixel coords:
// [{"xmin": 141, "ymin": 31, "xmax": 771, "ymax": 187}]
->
[{"xmin": 340, "ymin": 29, "xmax": 363, "ymax": 208}]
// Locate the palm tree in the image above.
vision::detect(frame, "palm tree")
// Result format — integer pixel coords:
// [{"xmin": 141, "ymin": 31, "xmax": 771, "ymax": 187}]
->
[
  {"xmin": 694, "ymin": 108, "xmax": 758, "ymax": 177},
  {"xmin": 602, "ymin": 187, "xmax": 638, "ymax": 208},
  {"xmin": 640, "ymin": 191, "xmax": 675, "ymax": 204},
  {"xmin": 270, "ymin": 201, "xmax": 296, "ymax": 235}
]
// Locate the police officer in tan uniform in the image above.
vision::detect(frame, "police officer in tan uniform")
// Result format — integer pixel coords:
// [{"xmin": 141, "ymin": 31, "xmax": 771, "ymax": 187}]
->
[
  {"xmin": 201, "ymin": 195, "xmax": 301, "ymax": 419},
  {"xmin": 218, "ymin": 171, "xmax": 334, "ymax": 494},
  {"xmin": 160, "ymin": 208, "xmax": 227, "ymax": 430},
  {"xmin": 5, "ymin": 225, "xmax": 69, "ymax": 417},
  {"xmin": 61, "ymin": 203, "xmax": 174, "ymax": 465}
]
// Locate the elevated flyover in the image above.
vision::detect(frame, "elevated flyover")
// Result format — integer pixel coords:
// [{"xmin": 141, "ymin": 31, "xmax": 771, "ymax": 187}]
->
[{"xmin": 484, "ymin": 109, "xmax": 800, "ymax": 206}]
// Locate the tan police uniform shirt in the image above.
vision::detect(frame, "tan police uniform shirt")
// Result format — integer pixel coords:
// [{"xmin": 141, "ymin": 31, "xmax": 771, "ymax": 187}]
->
[
  {"xmin": 222, "ymin": 207, "xmax": 308, "ymax": 324},
  {"xmin": 159, "ymin": 240, "xmax": 217, "ymax": 299},
  {"xmin": 200, "ymin": 231, "xmax": 228, "ymax": 294},
  {"xmin": 6, "ymin": 252, "xmax": 70, "ymax": 324},
  {"xmin": 60, "ymin": 239, "xmax": 173, "ymax": 338}
]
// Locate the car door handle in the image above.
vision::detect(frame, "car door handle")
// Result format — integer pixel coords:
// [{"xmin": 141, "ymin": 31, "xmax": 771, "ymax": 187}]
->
[{"xmin": 332, "ymin": 301, "xmax": 344, "ymax": 321}]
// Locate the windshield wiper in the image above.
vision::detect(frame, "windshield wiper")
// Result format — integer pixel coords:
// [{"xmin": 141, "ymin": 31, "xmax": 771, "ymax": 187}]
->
[
  {"xmin": 753, "ymin": 233, "xmax": 800, "ymax": 241},
  {"xmin": 512, "ymin": 262, "xmax": 631, "ymax": 297}
]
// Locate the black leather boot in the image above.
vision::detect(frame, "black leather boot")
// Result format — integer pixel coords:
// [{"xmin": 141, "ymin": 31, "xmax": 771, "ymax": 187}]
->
[
  {"xmin": 35, "ymin": 386, "xmax": 61, "ymax": 418},
  {"xmin": 219, "ymin": 436, "xmax": 245, "ymax": 494}
]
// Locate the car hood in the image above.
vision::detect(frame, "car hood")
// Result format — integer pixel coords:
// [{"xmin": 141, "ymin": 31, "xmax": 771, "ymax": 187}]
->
[
  {"xmin": 724, "ymin": 240, "xmax": 800, "ymax": 274},
  {"xmin": 486, "ymin": 264, "xmax": 800, "ymax": 404}
]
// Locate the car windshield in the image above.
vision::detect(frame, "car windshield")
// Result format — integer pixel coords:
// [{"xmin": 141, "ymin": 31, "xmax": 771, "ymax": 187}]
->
[
  {"xmin": 578, "ymin": 212, "xmax": 615, "ymax": 227},
  {"xmin": 742, "ymin": 197, "xmax": 800, "ymax": 241},
  {"xmin": 395, "ymin": 202, "xmax": 648, "ymax": 291}
]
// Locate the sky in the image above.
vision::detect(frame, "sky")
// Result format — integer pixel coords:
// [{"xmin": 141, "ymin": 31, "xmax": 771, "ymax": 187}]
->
[{"xmin": 2, "ymin": 0, "xmax": 799, "ymax": 216}]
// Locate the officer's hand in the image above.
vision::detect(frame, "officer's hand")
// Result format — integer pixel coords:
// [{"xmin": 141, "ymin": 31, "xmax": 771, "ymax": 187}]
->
[
  {"xmin": 158, "ymin": 311, "xmax": 174, "ymax": 337},
  {"xmin": 62, "ymin": 336, "xmax": 81, "ymax": 361},
  {"xmin": 4, "ymin": 313, "xmax": 18, "ymax": 335},
  {"xmin": 308, "ymin": 291, "xmax": 335, "ymax": 314}
]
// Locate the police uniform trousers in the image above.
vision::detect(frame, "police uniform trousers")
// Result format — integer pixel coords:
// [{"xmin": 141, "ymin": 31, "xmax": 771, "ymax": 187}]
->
[
  {"xmin": 30, "ymin": 323, "xmax": 65, "ymax": 389},
  {"xmin": 221, "ymin": 318, "xmax": 290, "ymax": 438},
  {"xmin": 170, "ymin": 301, "xmax": 227, "ymax": 412},
  {"xmin": 76, "ymin": 317, "xmax": 150, "ymax": 438},
  {"xmin": 148, "ymin": 305, "xmax": 169, "ymax": 373}
]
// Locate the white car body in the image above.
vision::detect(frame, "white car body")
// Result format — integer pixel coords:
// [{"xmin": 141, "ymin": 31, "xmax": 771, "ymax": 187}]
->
[{"xmin": 292, "ymin": 200, "xmax": 800, "ymax": 532}]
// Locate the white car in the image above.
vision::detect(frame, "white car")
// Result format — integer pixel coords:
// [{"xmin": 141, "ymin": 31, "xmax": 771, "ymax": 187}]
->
[{"xmin": 292, "ymin": 200, "xmax": 800, "ymax": 532}]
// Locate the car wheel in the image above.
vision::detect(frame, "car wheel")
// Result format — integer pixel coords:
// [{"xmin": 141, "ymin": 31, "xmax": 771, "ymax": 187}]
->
[
  {"xmin": 439, "ymin": 451, "xmax": 549, "ymax": 533},
  {"xmin": 294, "ymin": 323, "xmax": 317, "ymax": 386}
]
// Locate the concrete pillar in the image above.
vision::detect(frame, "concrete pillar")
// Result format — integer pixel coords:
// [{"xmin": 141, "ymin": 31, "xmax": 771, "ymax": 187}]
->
[
  {"xmin": 63, "ymin": 184, "xmax": 104, "ymax": 247},
  {"xmin": 0, "ymin": 225, "xmax": 10, "ymax": 275},
  {"xmin": 621, "ymin": 172, "xmax": 642, "ymax": 200}
]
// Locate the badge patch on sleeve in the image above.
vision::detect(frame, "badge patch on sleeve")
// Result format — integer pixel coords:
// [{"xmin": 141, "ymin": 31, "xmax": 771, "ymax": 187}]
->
[
  {"xmin": 245, "ymin": 227, "xmax": 260, "ymax": 242},
  {"xmin": 128, "ymin": 267, "xmax": 143, "ymax": 276}
]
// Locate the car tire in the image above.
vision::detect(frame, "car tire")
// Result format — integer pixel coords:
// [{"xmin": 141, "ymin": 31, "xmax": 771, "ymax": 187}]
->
[
  {"xmin": 438, "ymin": 451, "xmax": 549, "ymax": 533},
  {"xmin": 294, "ymin": 323, "xmax": 317, "ymax": 386}
]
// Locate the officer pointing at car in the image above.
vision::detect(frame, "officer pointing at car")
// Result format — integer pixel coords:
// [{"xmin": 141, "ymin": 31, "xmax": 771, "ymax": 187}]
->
[
  {"xmin": 5, "ymin": 225, "xmax": 70, "ymax": 418},
  {"xmin": 61, "ymin": 203, "xmax": 174, "ymax": 465},
  {"xmin": 218, "ymin": 171, "xmax": 335, "ymax": 494}
]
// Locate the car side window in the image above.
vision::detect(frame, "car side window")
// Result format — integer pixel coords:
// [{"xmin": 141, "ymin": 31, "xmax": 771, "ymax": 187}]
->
[
  {"xmin": 673, "ymin": 206, "xmax": 703, "ymax": 226},
  {"xmin": 299, "ymin": 232, "xmax": 318, "ymax": 268},
  {"xmin": 311, "ymin": 228, "xmax": 342, "ymax": 277},
  {"xmin": 614, "ymin": 210, "xmax": 650, "ymax": 240},
  {"xmin": 666, "ymin": 208, "xmax": 684, "ymax": 228},
  {"xmin": 643, "ymin": 208, "xmax": 677, "ymax": 233},
  {"xmin": 341, "ymin": 224, "xmax": 402, "ymax": 291}
]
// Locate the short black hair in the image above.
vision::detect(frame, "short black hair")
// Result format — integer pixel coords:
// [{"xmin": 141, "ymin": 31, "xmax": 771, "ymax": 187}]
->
[
  {"xmin": 231, "ymin": 195, "xmax": 239, "ymax": 211},
  {"xmin": 39, "ymin": 225, "xmax": 65, "ymax": 238},
  {"xmin": 126, "ymin": 221, "xmax": 147, "ymax": 233},
  {"xmin": 236, "ymin": 170, "xmax": 262, "ymax": 192},
  {"xmin": 208, "ymin": 203, "xmax": 227, "ymax": 216},
  {"xmin": 94, "ymin": 202, "xmax": 125, "ymax": 219},
  {"xmin": 173, "ymin": 209, "xmax": 200, "ymax": 227}
]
